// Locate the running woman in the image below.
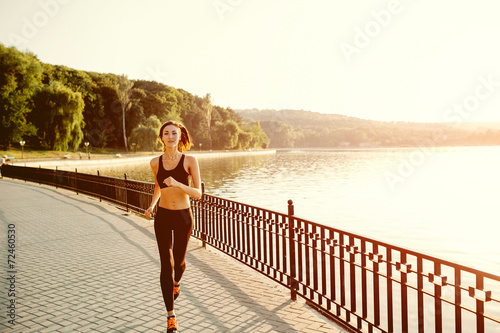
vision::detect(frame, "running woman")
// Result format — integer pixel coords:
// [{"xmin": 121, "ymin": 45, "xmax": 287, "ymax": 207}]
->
[{"xmin": 145, "ymin": 120, "xmax": 202, "ymax": 333}]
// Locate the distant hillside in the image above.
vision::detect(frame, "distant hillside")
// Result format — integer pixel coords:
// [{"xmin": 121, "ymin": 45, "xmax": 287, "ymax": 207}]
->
[
  {"xmin": 237, "ymin": 108, "xmax": 379, "ymax": 129},
  {"xmin": 452, "ymin": 122, "xmax": 500, "ymax": 131},
  {"xmin": 236, "ymin": 109, "xmax": 500, "ymax": 148}
]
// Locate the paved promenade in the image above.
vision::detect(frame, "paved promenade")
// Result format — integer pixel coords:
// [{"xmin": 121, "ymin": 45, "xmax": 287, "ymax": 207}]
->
[{"xmin": 0, "ymin": 179, "xmax": 348, "ymax": 333}]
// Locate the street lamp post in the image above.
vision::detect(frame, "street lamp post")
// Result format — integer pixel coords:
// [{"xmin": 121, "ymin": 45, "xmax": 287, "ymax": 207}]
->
[
  {"xmin": 19, "ymin": 141, "xmax": 25, "ymax": 159},
  {"xmin": 84, "ymin": 142, "xmax": 90, "ymax": 159}
]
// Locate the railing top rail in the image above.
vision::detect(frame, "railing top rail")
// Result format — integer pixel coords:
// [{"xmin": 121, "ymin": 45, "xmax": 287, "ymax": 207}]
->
[
  {"xmin": 7, "ymin": 165, "xmax": 155, "ymax": 186},
  {"xmin": 203, "ymin": 193, "xmax": 289, "ymax": 216}
]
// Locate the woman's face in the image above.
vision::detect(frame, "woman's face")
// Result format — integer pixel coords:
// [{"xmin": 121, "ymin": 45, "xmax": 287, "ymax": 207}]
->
[{"xmin": 161, "ymin": 124, "xmax": 180, "ymax": 149}]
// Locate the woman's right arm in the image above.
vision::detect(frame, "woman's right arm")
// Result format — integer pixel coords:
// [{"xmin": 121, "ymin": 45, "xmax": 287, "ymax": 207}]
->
[{"xmin": 145, "ymin": 157, "xmax": 160, "ymax": 218}]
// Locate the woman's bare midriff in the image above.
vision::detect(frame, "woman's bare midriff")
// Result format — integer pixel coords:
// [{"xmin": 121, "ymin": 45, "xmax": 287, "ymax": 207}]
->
[{"xmin": 158, "ymin": 187, "xmax": 191, "ymax": 210}]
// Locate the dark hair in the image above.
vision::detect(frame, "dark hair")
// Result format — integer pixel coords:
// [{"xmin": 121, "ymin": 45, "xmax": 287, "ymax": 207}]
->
[{"xmin": 158, "ymin": 120, "xmax": 193, "ymax": 152}]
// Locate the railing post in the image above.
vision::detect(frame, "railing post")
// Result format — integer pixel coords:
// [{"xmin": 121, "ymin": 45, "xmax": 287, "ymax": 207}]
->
[
  {"xmin": 97, "ymin": 170, "xmax": 102, "ymax": 202},
  {"xmin": 476, "ymin": 274, "xmax": 485, "ymax": 333},
  {"xmin": 55, "ymin": 166, "xmax": 58, "ymax": 189},
  {"xmin": 201, "ymin": 183, "xmax": 206, "ymax": 249},
  {"xmin": 75, "ymin": 168, "xmax": 78, "ymax": 195},
  {"xmin": 124, "ymin": 173, "xmax": 130, "ymax": 214},
  {"xmin": 288, "ymin": 199, "xmax": 297, "ymax": 301}
]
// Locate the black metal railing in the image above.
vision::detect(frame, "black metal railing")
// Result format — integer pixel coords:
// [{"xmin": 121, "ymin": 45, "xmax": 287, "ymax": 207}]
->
[
  {"xmin": 3, "ymin": 165, "xmax": 155, "ymax": 214},
  {"xmin": 4, "ymin": 164, "xmax": 500, "ymax": 333}
]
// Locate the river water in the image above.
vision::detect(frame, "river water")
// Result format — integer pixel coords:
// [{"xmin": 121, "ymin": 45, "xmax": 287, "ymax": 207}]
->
[{"xmin": 65, "ymin": 146, "xmax": 500, "ymax": 276}]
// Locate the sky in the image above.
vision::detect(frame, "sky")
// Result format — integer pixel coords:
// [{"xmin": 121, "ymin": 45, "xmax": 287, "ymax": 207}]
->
[{"xmin": 1, "ymin": 0, "xmax": 500, "ymax": 123}]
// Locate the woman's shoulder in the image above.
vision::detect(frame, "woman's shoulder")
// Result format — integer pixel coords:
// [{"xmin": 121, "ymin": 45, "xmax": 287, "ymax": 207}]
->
[
  {"xmin": 184, "ymin": 154, "xmax": 198, "ymax": 164},
  {"xmin": 150, "ymin": 155, "xmax": 161, "ymax": 167}
]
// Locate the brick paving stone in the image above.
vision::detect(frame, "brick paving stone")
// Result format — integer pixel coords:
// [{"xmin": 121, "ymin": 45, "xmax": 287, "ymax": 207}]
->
[
  {"xmin": 56, "ymin": 322, "xmax": 82, "ymax": 332},
  {"xmin": 40, "ymin": 320, "xmax": 66, "ymax": 332},
  {"xmin": 7, "ymin": 322, "xmax": 32, "ymax": 333},
  {"xmin": 0, "ymin": 179, "xmax": 349, "ymax": 333}
]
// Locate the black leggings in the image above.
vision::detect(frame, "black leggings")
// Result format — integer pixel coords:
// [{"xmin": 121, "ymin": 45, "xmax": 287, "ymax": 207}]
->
[{"xmin": 154, "ymin": 206, "xmax": 193, "ymax": 311}]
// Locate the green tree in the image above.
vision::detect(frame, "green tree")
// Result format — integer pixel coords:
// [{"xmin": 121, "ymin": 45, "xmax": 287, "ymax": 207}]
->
[
  {"xmin": 202, "ymin": 93, "xmax": 213, "ymax": 149},
  {"xmin": 181, "ymin": 93, "xmax": 207, "ymax": 147},
  {"xmin": 128, "ymin": 115, "xmax": 162, "ymax": 152},
  {"xmin": 97, "ymin": 79, "xmax": 121, "ymax": 148},
  {"xmin": 239, "ymin": 121, "xmax": 269, "ymax": 149},
  {"xmin": 44, "ymin": 65, "xmax": 107, "ymax": 148},
  {"xmin": 133, "ymin": 80, "xmax": 182, "ymax": 122},
  {"xmin": 116, "ymin": 75, "xmax": 133, "ymax": 152},
  {"xmin": 90, "ymin": 73, "xmax": 142, "ymax": 150},
  {"xmin": 32, "ymin": 81, "xmax": 84, "ymax": 151},
  {"xmin": 248, "ymin": 121, "xmax": 269, "ymax": 148},
  {"xmin": 237, "ymin": 131, "xmax": 252, "ymax": 149},
  {"xmin": 0, "ymin": 44, "xmax": 43, "ymax": 148},
  {"xmin": 212, "ymin": 120, "xmax": 240, "ymax": 150},
  {"xmin": 260, "ymin": 120, "xmax": 294, "ymax": 148}
]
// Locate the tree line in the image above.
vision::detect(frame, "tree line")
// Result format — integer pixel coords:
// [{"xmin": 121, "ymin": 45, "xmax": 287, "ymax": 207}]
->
[
  {"xmin": 0, "ymin": 44, "xmax": 269, "ymax": 152},
  {"xmin": 238, "ymin": 109, "xmax": 500, "ymax": 148}
]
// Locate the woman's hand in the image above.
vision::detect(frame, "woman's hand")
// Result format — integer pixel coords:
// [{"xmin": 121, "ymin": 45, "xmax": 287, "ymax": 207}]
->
[
  {"xmin": 145, "ymin": 207, "xmax": 154, "ymax": 219},
  {"xmin": 163, "ymin": 176, "xmax": 180, "ymax": 189}
]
